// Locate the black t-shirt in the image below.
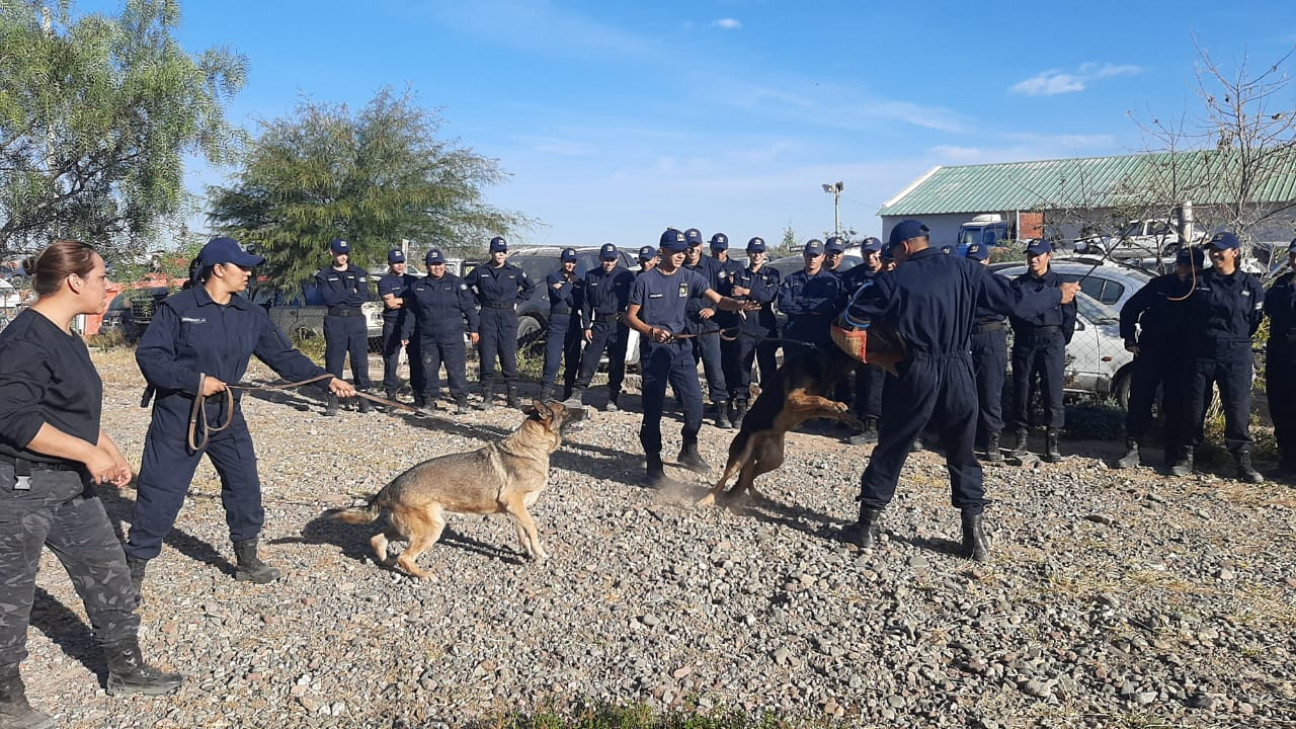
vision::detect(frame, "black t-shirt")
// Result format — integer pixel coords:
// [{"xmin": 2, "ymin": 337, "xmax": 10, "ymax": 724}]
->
[{"xmin": 0, "ymin": 308, "xmax": 103, "ymax": 459}]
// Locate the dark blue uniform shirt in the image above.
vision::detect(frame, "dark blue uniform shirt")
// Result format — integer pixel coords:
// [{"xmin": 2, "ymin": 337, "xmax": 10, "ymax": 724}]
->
[
  {"xmin": 0, "ymin": 309, "xmax": 102, "ymax": 458},
  {"xmin": 581, "ymin": 265, "xmax": 635, "ymax": 326},
  {"xmin": 1119, "ymin": 273, "xmax": 1194, "ymax": 346},
  {"xmin": 630, "ymin": 268, "xmax": 712, "ymax": 334},
  {"xmin": 136, "ymin": 286, "xmax": 326, "ymax": 397},
  {"xmin": 405, "ymin": 273, "xmax": 480, "ymax": 339},
  {"xmin": 848, "ymin": 248, "xmax": 1062, "ymax": 355},
  {"xmin": 1265, "ymin": 271, "xmax": 1296, "ymax": 342},
  {"xmin": 465, "ymin": 263, "xmax": 535, "ymax": 307},
  {"xmin": 1009, "ymin": 269, "xmax": 1078, "ymax": 342},
  {"xmin": 545, "ymin": 270, "xmax": 582, "ymax": 314},
  {"xmin": 730, "ymin": 264, "xmax": 781, "ymax": 331},
  {"xmin": 378, "ymin": 272, "xmax": 417, "ymax": 323},
  {"xmin": 1187, "ymin": 268, "xmax": 1264, "ymax": 348},
  {"xmin": 777, "ymin": 269, "xmax": 842, "ymax": 318},
  {"xmin": 315, "ymin": 264, "xmax": 370, "ymax": 313}
]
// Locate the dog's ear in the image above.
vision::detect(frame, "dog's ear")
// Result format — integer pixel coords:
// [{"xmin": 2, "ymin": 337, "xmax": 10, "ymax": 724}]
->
[{"xmin": 530, "ymin": 398, "xmax": 552, "ymax": 420}]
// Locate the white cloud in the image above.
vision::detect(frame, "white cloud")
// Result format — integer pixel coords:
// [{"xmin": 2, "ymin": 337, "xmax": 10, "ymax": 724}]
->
[
  {"xmin": 712, "ymin": 18, "xmax": 742, "ymax": 30},
  {"xmin": 929, "ymin": 145, "xmax": 983, "ymax": 161},
  {"xmin": 1011, "ymin": 63, "xmax": 1144, "ymax": 96}
]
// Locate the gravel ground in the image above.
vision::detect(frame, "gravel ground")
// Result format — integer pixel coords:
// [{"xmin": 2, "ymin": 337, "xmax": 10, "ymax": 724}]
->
[{"xmin": 18, "ymin": 349, "xmax": 1296, "ymax": 728}]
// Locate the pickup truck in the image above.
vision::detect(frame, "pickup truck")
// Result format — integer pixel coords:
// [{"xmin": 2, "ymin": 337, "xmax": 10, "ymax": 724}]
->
[{"xmin": 1073, "ymin": 219, "xmax": 1207, "ymax": 260}]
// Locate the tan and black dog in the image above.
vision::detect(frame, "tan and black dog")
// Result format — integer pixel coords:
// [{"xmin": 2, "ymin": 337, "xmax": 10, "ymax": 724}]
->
[
  {"xmin": 324, "ymin": 400, "xmax": 584, "ymax": 578},
  {"xmin": 696, "ymin": 345, "xmax": 863, "ymax": 507}
]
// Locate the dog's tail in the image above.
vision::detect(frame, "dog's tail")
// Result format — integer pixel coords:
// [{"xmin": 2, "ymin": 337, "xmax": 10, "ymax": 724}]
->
[{"xmin": 322, "ymin": 495, "xmax": 382, "ymax": 525}]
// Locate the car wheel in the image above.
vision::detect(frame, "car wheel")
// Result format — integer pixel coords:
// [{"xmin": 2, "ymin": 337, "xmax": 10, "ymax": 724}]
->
[
  {"xmin": 517, "ymin": 315, "xmax": 545, "ymax": 357},
  {"xmin": 1113, "ymin": 366, "xmax": 1133, "ymax": 410}
]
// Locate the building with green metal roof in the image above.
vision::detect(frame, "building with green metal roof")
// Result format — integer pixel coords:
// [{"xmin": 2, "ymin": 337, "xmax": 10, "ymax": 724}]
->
[{"xmin": 878, "ymin": 152, "xmax": 1296, "ymax": 250}]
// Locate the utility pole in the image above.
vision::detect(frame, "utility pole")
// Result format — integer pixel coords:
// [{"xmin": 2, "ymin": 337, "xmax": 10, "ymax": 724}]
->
[{"xmin": 821, "ymin": 181, "xmax": 844, "ymax": 236}]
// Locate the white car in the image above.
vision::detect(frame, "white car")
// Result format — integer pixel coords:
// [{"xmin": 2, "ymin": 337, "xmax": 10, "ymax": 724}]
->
[{"xmin": 0, "ymin": 279, "xmax": 20, "ymax": 331}]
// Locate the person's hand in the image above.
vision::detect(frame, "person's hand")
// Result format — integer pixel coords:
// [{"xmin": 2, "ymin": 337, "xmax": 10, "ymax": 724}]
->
[
  {"xmin": 584, "ymin": 328, "xmax": 594, "ymax": 342},
  {"xmin": 329, "ymin": 378, "xmax": 357, "ymax": 398},
  {"xmin": 699, "ymin": 308, "xmax": 716, "ymax": 320},
  {"xmin": 741, "ymin": 301, "xmax": 761, "ymax": 312},
  {"xmin": 731, "ymin": 286, "xmax": 750, "ymax": 298},
  {"xmin": 105, "ymin": 449, "xmax": 132, "ymax": 486},
  {"xmin": 1058, "ymin": 282, "xmax": 1080, "ymax": 305},
  {"xmin": 470, "ymin": 332, "xmax": 480, "ymax": 346},
  {"xmin": 401, "ymin": 339, "xmax": 409, "ymax": 347},
  {"xmin": 84, "ymin": 449, "xmax": 118, "ymax": 485},
  {"xmin": 649, "ymin": 327, "xmax": 672, "ymax": 343},
  {"xmin": 200, "ymin": 376, "xmax": 227, "ymax": 397},
  {"xmin": 552, "ymin": 282, "xmax": 563, "ymax": 290},
  {"xmin": 1125, "ymin": 342, "xmax": 1140, "ymax": 355}
]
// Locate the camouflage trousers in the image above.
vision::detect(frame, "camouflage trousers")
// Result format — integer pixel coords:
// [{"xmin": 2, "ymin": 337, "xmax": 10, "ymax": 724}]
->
[{"xmin": 0, "ymin": 464, "xmax": 139, "ymax": 668}]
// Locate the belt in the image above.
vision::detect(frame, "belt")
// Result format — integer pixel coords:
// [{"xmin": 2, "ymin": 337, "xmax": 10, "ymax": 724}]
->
[
  {"xmin": 482, "ymin": 302, "xmax": 516, "ymax": 310},
  {"xmin": 593, "ymin": 313, "xmax": 622, "ymax": 323},
  {"xmin": 550, "ymin": 307, "xmax": 571, "ymax": 315},
  {"xmin": 973, "ymin": 321, "xmax": 1005, "ymax": 334},
  {"xmin": 328, "ymin": 308, "xmax": 363, "ymax": 317},
  {"xmin": 0, "ymin": 453, "xmax": 82, "ymax": 472},
  {"xmin": 1017, "ymin": 325, "xmax": 1061, "ymax": 336}
]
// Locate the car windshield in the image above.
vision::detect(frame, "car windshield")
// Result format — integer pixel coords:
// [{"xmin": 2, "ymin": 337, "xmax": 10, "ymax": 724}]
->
[{"xmin": 1117, "ymin": 221, "xmax": 1143, "ymax": 238}]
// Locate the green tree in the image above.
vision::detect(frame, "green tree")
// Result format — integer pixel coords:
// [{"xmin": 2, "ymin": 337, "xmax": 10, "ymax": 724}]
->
[
  {"xmin": 208, "ymin": 88, "xmax": 527, "ymax": 293},
  {"xmin": 0, "ymin": 0, "xmax": 246, "ymax": 259}
]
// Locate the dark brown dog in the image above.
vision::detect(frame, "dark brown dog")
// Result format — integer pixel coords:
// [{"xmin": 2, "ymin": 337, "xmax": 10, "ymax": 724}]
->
[
  {"xmin": 324, "ymin": 400, "xmax": 584, "ymax": 578},
  {"xmin": 697, "ymin": 344, "xmax": 861, "ymax": 507}
]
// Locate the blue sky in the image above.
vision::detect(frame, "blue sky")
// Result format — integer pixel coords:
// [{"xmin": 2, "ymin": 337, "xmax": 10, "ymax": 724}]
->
[{"xmin": 84, "ymin": 0, "xmax": 1296, "ymax": 248}]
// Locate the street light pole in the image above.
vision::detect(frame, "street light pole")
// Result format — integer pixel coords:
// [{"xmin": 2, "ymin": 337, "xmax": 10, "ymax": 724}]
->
[{"xmin": 821, "ymin": 181, "xmax": 844, "ymax": 236}]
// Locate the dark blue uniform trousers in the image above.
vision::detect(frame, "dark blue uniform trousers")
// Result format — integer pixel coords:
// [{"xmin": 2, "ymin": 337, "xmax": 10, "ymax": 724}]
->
[
  {"xmin": 639, "ymin": 340, "xmax": 704, "ymax": 455},
  {"xmin": 125, "ymin": 397, "xmax": 264, "ymax": 561},
  {"xmin": 971, "ymin": 328, "xmax": 1008, "ymax": 438},
  {"xmin": 858, "ymin": 353, "xmax": 987, "ymax": 514},
  {"xmin": 689, "ymin": 325, "xmax": 728, "ymax": 403},
  {"xmin": 852, "ymin": 364, "xmax": 886, "ymax": 420},
  {"xmin": 1123, "ymin": 340, "xmax": 1179, "ymax": 441},
  {"xmin": 1, "ymin": 466, "xmax": 139, "ymax": 666},
  {"xmin": 542, "ymin": 313, "xmax": 582, "ymax": 392},
  {"xmin": 576, "ymin": 321, "xmax": 628, "ymax": 395},
  {"xmin": 1266, "ymin": 343, "xmax": 1296, "ymax": 466},
  {"xmin": 1184, "ymin": 343, "xmax": 1253, "ymax": 453},
  {"xmin": 421, "ymin": 334, "xmax": 470, "ymax": 399},
  {"xmin": 1011, "ymin": 333, "xmax": 1065, "ymax": 429},
  {"xmin": 478, "ymin": 308, "xmax": 519, "ymax": 388},
  {"xmin": 381, "ymin": 319, "xmax": 423, "ymax": 395},
  {"xmin": 324, "ymin": 314, "xmax": 371, "ymax": 389}
]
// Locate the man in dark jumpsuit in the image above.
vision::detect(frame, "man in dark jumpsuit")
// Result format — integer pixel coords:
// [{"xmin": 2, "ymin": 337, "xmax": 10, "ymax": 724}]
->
[
  {"xmin": 1263, "ymin": 239, "xmax": 1296, "ymax": 480},
  {"xmin": 722, "ymin": 236, "xmax": 781, "ymax": 425},
  {"xmin": 625, "ymin": 229, "xmax": 755, "ymax": 484},
  {"xmin": 1007, "ymin": 239, "xmax": 1077, "ymax": 462},
  {"xmin": 839, "ymin": 237, "xmax": 887, "ymax": 445},
  {"xmin": 964, "ymin": 243, "xmax": 1009, "ymax": 462},
  {"xmin": 465, "ymin": 237, "xmax": 535, "ymax": 409},
  {"xmin": 539, "ymin": 248, "xmax": 583, "ymax": 403},
  {"xmin": 777, "ymin": 239, "xmax": 842, "ymax": 348},
  {"xmin": 839, "ymin": 220, "xmax": 1078, "ymax": 561},
  {"xmin": 824, "ymin": 236, "xmax": 848, "ymax": 274},
  {"xmin": 710, "ymin": 233, "xmax": 747, "ymax": 420},
  {"xmin": 316, "ymin": 237, "xmax": 373, "ymax": 416},
  {"xmin": 569, "ymin": 244, "xmax": 635, "ymax": 411},
  {"xmin": 378, "ymin": 248, "xmax": 422, "ymax": 405},
  {"xmin": 682, "ymin": 228, "xmax": 731, "ymax": 427},
  {"xmin": 1172, "ymin": 231, "xmax": 1265, "ymax": 482},
  {"xmin": 405, "ymin": 249, "xmax": 480, "ymax": 415},
  {"xmin": 1115, "ymin": 246, "xmax": 1201, "ymax": 469}
]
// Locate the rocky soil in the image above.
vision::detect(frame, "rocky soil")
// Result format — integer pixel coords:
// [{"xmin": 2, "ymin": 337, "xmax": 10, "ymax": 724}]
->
[{"xmin": 18, "ymin": 349, "xmax": 1296, "ymax": 728}]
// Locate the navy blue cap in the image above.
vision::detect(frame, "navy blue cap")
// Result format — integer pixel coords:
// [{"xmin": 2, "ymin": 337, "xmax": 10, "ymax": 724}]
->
[
  {"xmin": 660, "ymin": 228, "xmax": 688, "ymax": 252},
  {"xmin": 638, "ymin": 245, "xmax": 657, "ymax": 261},
  {"xmin": 1207, "ymin": 231, "xmax": 1240, "ymax": 250},
  {"xmin": 1025, "ymin": 239, "xmax": 1053, "ymax": 256},
  {"xmin": 746, "ymin": 237, "xmax": 766, "ymax": 253},
  {"xmin": 1176, "ymin": 246, "xmax": 1205, "ymax": 267},
  {"xmin": 425, "ymin": 249, "xmax": 445, "ymax": 265},
  {"xmin": 599, "ymin": 243, "xmax": 618, "ymax": 260},
  {"xmin": 200, "ymin": 237, "xmax": 265, "ymax": 268},
  {"xmin": 803, "ymin": 239, "xmax": 825, "ymax": 256},
  {"xmin": 330, "ymin": 238, "xmax": 350, "ymax": 255},
  {"xmin": 388, "ymin": 249, "xmax": 406, "ymax": 264},
  {"xmin": 825, "ymin": 236, "xmax": 846, "ymax": 253},
  {"xmin": 709, "ymin": 233, "xmax": 729, "ymax": 250},
  {"xmin": 860, "ymin": 237, "xmax": 882, "ymax": 253},
  {"xmin": 489, "ymin": 236, "xmax": 508, "ymax": 253},
  {"xmin": 965, "ymin": 244, "xmax": 989, "ymax": 262},
  {"xmin": 560, "ymin": 247, "xmax": 578, "ymax": 263},
  {"xmin": 684, "ymin": 228, "xmax": 704, "ymax": 246},
  {"xmin": 888, "ymin": 220, "xmax": 929, "ymax": 246}
]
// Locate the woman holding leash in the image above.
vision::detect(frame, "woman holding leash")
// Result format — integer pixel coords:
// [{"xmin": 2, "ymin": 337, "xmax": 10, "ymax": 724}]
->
[
  {"xmin": 124, "ymin": 237, "xmax": 354, "ymax": 594},
  {"xmin": 0, "ymin": 240, "xmax": 182, "ymax": 728}
]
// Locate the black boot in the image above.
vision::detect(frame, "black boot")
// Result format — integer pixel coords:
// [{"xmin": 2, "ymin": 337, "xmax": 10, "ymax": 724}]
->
[
  {"xmin": 505, "ymin": 386, "xmax": 521, "ymax": 409},
  {"xmin": 840, "ymin": 506, "xmax": 883, "ymax": 549},
  {"xmin": 0, "ymin": 666, "xmax": 54, "ymax": 729},
  {"xmin": 1009, "ymin": 427, "xmax": 1029, "ymax": 457},
  {"xmin": 849, "ymin": 417, "xmax": 879, "ymax": 446},
  {"xmin": 355, "ymin": 393, "xmax": 372, "ymax": 414},
  {"xmin": 1117, "ymin": 438, "xmax": 1140, "ymax": 469},
  {"xmin": 232, "ymin": 538, "xmax": 281, "ymax": 583},
  {"xmin": 563, "ymin": 386, "xmax": 585, "ymax": 408},
  {"xmin": 982, "ymin": 431, "xmax": 1003, "ymax": 463},
  {"xmin": 104, "ymin": 638, "xmax": 183, "ymax": 697},
  {"xmin": 1043, "ymin": 428, "xmax": 1063, "ymax": 463},
  {"xmin": 645, "ymin": 452, "xmax": 665, "ymax": 485},
  {"xmin": 323, "ymin": 393, "xmax": 339, "ymax": 417},
  {"xmin": 714, "ymin": 402, "xmax": 732, "ymax": 429},
  {"xmin": 732, "ymin": 400, "xmax": 748, "ymax": 428},
  {"xmin": 454, "ymin": 396, "xmax": 470, "ymax": 415},
  {"xmin": 1235, "ymin": 450, "xmax": 1264, "ymax": 484},
  {"xmin": 127, "ymin": 557, "xmax": 147, "ymax": 605},
  {"xmin": 413, "ymin": 394, "xmax": 432, "ymax": 415},
  {"xmin": 961, "ymin": 511, "xmax": 991, "ymax": 562},
  {"xmin": 603, "ymin": 392, "xmax": 620, "ymax": 413},
  {"xmin": 476, "ymin": 385, "xmax": 494, "ymax": 410},
  {"xmin": 538, "ymin": 385, "xmax": 556, "ymax": 403},
  {"xmin": 1170, "ymin": 447, "xmax": 1194, "ymax": 477},
  {"xmin": 677, "ymin": 440, "xmax": 711, "ymax": 474}
]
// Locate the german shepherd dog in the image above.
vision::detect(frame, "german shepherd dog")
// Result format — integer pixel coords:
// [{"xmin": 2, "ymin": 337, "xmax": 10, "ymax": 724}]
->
[
  {"xmin": 696, "ymin": 344, "xmax": 862, "ymax": 507},
  {"xmin": 324, "ymin": 400, "xmax": 584, "ymax": 578}
]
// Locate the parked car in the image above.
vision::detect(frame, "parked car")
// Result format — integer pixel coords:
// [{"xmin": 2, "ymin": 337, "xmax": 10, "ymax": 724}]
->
[
  {"xmin": 1072, "ymin": 219, "xmax": 1208, "ymax": 260},
  {"xmin": 100, "ymin": 286, "xmax": 171, "ymax": 341},
  {"xmin": 991, "ymin": 257, "xmax": 1153, "ymax": 312},
  {"xmin": 248, "ymin": 283, "xmax": 384, "ymax": 346},
  {"xmin": 0, "ymin": 279, "xmax": 20, "ymax": 332}
]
